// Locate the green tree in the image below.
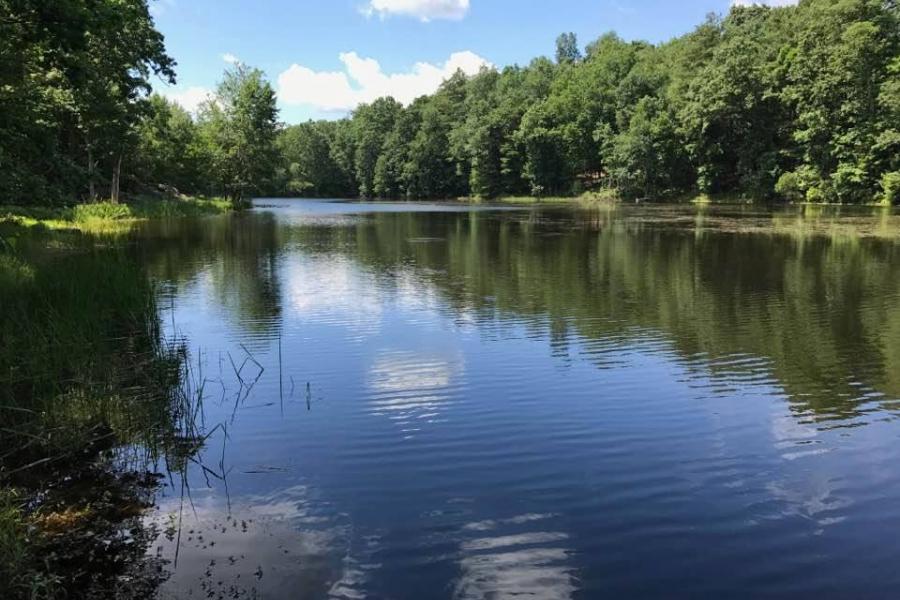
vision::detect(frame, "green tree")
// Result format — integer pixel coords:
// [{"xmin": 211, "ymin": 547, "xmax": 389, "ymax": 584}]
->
[
  {"xmin": 352, "ymin": 97, "xmax": 402, "ymax": 198},
  {"xmin": 328, "ymin": 119, "xmax": 359, "ymax": 197},
  {"xmin": 555, "ymin": 32, "xmax": 582, "ymax": 64},
  {"xmin": 679, "ymin": 6, "xmax": 792, "ymax": 197},
  {"xmin": 198, "ymin": 64, "xmax": 279, "ymax": 203},
  {"xmin": 133, "ymin": 95, "xmax": 202, "ymax": 194},
  {"xmin": 780, "ymin": 0, "xmax": 900, "ymax": 203},
  {"xmin": 520, "ymin": 33, "xmax": 637, "ymax": 194},
  {"xmin": 602, "ymin": 97, "xmax": 692, "ymax": 199},
  {"xmin": 277, "ymin": 121, "xmax": 350, "ymax": 197},
  {"xmin": 462, "ymin": 69, "xmax": 505, "ymax": 198},
  {"xmin": 374, "ymin": 102, "xmax": 422, "ymax": 198},
  {"xmin": 0, "ymin": 0, "xmax": 174, "ymax": 205},
  {"xmin": 5, "ymin": 0, "xmax": 900, "ymax": 207}
]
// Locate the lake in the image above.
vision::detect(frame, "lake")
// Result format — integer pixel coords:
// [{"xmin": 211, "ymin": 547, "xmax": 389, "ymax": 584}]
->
[{"xmin": 130, "ymin": 199, "xmax": 900, "ymax": 598}]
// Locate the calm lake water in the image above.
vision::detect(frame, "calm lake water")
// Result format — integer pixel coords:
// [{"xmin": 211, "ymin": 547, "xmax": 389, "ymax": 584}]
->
[{"xmin": 134, "ymin": 199, "xmax": 900, "ymax": 598}]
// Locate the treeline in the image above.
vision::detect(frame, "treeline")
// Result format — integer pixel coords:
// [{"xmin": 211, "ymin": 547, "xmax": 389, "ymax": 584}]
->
[
  {"xmin": 277, "ymin": 0, "xmax": 900, "ymax": 204},
  {"xmin": 2, "ymin": 0, "xmax": 899, "ymax": 206},
  {"xmin": 0, "ymin": 0, "xmax": 279, "ymax": 206}
]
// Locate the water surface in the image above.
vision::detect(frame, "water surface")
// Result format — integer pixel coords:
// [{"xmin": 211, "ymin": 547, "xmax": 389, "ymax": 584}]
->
[{"xmin": 136, "ymin": 199, "xmax": 900, "ymax": 598}]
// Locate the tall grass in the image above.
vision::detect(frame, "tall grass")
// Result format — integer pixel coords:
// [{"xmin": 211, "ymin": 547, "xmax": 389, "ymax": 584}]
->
[
  {"xmin": 0, "ymin": 195, "xmax": 236, "ymax": 235},
  {"xmin": 0, "ymin": 224, "xmax": 211, "ymax": 598}
]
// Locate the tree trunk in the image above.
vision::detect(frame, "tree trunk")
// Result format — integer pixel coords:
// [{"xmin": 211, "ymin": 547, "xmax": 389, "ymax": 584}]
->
[
  {"xmin": 110, "ymin": 153, "xmax": 122, "ymax": 204},
  {"xmin": 86, "ymin": 136, "xmax": 96, "ymax": 201}
]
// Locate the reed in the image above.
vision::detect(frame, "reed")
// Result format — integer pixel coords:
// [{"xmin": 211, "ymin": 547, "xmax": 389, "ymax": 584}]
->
[{"xmin": 0, "ymin": 225, "xmax": 215, "ymax": 598}]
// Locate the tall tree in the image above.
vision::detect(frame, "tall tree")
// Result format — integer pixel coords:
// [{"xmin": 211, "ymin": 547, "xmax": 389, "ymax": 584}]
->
[
  {"xmin": 680, "ymin": 5, "xmax": 792, "ymax": 197},
  {"xmin": 556, "ymin": 32, "xmax": 582, "ymax": 64},
  {"xmin": 0, "ymin": 0, "xmax": 174, "ymax": 204},
  {"xmin": 352, "ymin": 97, "xmax": 402, "ymax": 198},
  {"xmin": 133, "ymin": 95, "xmax": 202, "ymax": 194},
  {"xmin": 198, "ymin": 64, "xmax": 279, "ymax": 203},
  {"xmin": 374, "ymin": 101, "xmax": 423, "ymax": 198},
  {"xmin": 277, "ymin": 121, "xmax": 349, "ymax": 197},
  {"xmin": 780, "ymin": 0, "xmax": 900, "ymax": 202}
]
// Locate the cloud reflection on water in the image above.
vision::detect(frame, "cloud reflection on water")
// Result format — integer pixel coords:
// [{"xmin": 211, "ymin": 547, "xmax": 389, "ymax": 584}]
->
[
  {"xmin": 454, "ymin": 513, "xmax": 577, "ymax": 600},
  {"xmin": 367, "ymin": 350, "xmax": 463, "ymax": 435}
]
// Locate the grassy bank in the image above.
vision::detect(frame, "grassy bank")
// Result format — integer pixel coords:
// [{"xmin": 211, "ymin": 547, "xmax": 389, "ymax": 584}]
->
[
  {"xmin": 0, "ymin": 195, "xmax": 241, "ymax": 234},
  {"xmin": 462, "ymin": 190, "xmax": 622, "ymax": 205},
  {"xmin": 0, "ymin": 226, "xmax": 207, "ymax": 598},
  {"xmin": 464, "ymin": 190, "xmax": 898, "ymax": 207}
]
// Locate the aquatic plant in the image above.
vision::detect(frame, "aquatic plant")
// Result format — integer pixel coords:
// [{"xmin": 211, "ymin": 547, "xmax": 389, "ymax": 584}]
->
[{"xmin": 0, "ymin": 226, "xmax": 217, "ymax": 599}]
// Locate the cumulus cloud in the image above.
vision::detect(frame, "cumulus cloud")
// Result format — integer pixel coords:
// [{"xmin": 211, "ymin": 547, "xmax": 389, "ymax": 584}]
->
[
  {"xmin": 362, "ymin": 0, "xmax": 470, "ymax": 21},
  {"xmin": 277, "ymin": 50, "xmax": 491, "ymax": 112},
  {"xmin": 162, "ymin": 86, "xmax": 214, "ymax": 113},
  {"xmin": 222, "ymin": 52, "xmax": 240, "ymax": 64}
]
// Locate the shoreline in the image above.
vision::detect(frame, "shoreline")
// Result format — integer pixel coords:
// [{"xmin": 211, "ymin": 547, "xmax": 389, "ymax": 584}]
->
[
  {"xmin": 262, "ymin": 192, "xmax": 898, "ymax": 208},
  {"xmin": 0, "ymin": 196, "xmax": 240, "ymax": 234}
]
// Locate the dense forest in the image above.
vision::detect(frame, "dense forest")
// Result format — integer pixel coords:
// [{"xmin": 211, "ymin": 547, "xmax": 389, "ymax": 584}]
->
[
  {"xmin": 0, "ymin": 0, "xmax": 278, "ymax": 206},
  {"xmin": 2, "ymin": 0, "xmax": 899, "ymax": 206}
]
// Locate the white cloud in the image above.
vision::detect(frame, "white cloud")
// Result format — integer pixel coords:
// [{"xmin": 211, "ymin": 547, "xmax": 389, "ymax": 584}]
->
[
  {"xmin": 362, "ymin": 0, "xmax": 470, "ymax": 21},
  {"xmin": 162, "ymin": 86, "xmax": 214, "ymax": 113},
  {"xmin": 222, "ymin": 52, "xmax": 240, "ymax": 65},
  {"xmin": 277, "ymin": 50, "xmax": 491, "ymax": 112},
  {"xmin": 731, "ymin": 0, "xmax": 798, "ymax": 6}
]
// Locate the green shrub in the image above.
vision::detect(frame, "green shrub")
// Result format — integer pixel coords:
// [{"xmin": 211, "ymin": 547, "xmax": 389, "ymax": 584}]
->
[
  {"xmin": 831, "ymin": 163, "xmax": 868, "ymax": 204},
  {"xmin": 775, "ymin": 172, "xmax": 804, "ymax": 201},
  {"xmin": 805, "ymin": 185, "xmax": 827, "ymax": 204},
  {"xmin": 882, "ymin": 171, "xmax": 900, "ymax": 205}
]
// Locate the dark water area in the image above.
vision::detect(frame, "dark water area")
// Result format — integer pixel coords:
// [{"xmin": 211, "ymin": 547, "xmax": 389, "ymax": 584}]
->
[{"xmin": 127, "ymin": 199, "xmax": 900, "ymax": 598}]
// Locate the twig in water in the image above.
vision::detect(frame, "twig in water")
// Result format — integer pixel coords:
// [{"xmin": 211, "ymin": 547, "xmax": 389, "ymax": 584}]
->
[{"xmin": 278, "ymin": 335, "xmax": 284, "ymax": 417}]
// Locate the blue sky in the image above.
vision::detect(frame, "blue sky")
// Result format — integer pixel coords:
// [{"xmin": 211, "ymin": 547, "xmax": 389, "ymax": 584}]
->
[{"xmin": 150, "ymin": 0, "xmax": 791, "ymax": 123}]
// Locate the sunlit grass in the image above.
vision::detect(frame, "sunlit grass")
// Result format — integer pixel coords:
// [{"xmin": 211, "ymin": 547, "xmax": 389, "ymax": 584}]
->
[
  {"xmin": 0, "ymin": 195, "xmax": 236, "ymax": 235},
  {"xmin": 463, "ymin": 189, "xmax": 621, "ymax": 205}
]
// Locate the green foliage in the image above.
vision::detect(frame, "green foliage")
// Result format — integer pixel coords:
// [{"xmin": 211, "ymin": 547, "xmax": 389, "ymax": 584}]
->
[
  {"xmin": 677, "ymin": 6, "xmax": 792, "ymax": 198},
  {"xmin": 0, "ymin": 0, "xmax": 175, "ymax": 205},
  {"xmin": 602, "ymin": 97, "xmax": 692, "ymax": 199},
  {"xmin": 555, "ymin": 32, "xmax": 582, "ymax": 64},
  {"xmin": 276, "ymin": 121, "xmax": 348, "ymax": 197},
  {"xmin": 0, "ymin": 0, "xmax": 280, "ymax": 206},
  {"xmin": 353, "ymin": 97, "xmax": 403, "ymax": 198},
  {"xmin": 0, "ymin": 226, "xmax": 214, "ymax": 598},
  {"xmin": 0, "ymin": 197, "xmax": 233, "ymax": 235},
  {"xmin": 196, "ymin": 65, "xmax": 280, "ymax": 202},
  {"xmin": 882, "ymin": 171, "xmax": 900, "ymax": 205},
  {"xmin": 775, "ymin": 171, "xmax": 805, "ymax": 202},
  {"xmin": 3, "ymin": 0, "xmax": 898, "ymax": 206},
  {"xmin": 375, "ymin": 102, "xmax": 423, "ymax": 198},
  {"xmin": 271, "ymin": 0, "xmax": 898, "ymax": 204},
  {"xmin": 404, "ymin": 75, "xmax": 470, "ymax": 199},
  {"xmin": 780, "ymin": 0, "xmax": 899, "ymax": 203},
  {"xmin": 132, "ymin": 95, "xmax": 205, "ymax": 194}
]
